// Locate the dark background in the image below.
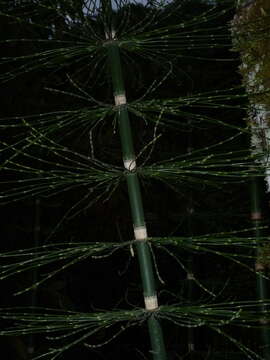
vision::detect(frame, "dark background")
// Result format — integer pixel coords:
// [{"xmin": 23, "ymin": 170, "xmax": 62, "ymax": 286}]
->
[{"xmin": 0, "ymin": 1, "xmax": 268, "ymax": 359}]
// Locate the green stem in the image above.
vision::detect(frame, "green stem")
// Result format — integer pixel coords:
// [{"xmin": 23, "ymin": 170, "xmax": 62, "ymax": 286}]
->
[
  {"xmin": 105, "ymin": 25, "xmax": 167, "ymax": 360},
  {"xmin": 251, "ymin": 178, "xmax": 270, "ymax": 359},
  {"xmin": 28, "ymin": 198, "xmax": 40, "ymax": 355},
  {"xmin": 187, "ymin": 131, "xmax": 195, "ymax": 356}
]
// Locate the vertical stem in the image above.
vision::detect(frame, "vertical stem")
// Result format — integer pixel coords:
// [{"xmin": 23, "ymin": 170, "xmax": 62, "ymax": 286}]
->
[
  {"xmin": 104, "ymin": 21, "xmax": 167, "ymax": 360},
  {"xmin": 187, "ymin": 210, "xmax": 195, "ymax": 356},
  {"xmin": 28, "ymin": 198, "xmax": 40, "ymax": 355},
  {"xmin": 186, "ymin": 123, "xmax": 195, "ymax": 356},
  {"xmin": 186, "ymin": 259, "xmax": 195, "ymax": 356},
  {"xmin": 251, "ymin": 178, "xmax": 270, "ymax": 359}
]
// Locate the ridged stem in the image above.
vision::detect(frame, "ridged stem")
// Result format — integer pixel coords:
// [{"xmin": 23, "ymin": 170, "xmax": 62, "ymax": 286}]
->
[
  {"xmin": 251, "ymin": 178, "xmax": 270, "ymax": 359},
  {"xmin": 28, "ymin": 198, "xmax": 40, "ymax": 355},
  {"xmin": 187, "ymin": 128, "xmax": 195, "ymax": 356},
  {"xmin": 105, "ymin": 25, "xmax": 167, "ymax": 360}
]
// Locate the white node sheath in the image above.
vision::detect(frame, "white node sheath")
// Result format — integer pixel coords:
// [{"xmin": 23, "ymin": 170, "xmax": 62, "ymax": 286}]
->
[
  {"xmin": 114, "ymin": 93, "xmax": 127, "ymax": 105},
  {"xmin": 134, "ymin": 226, "xmax": 148, "ymax": 240},
  {"xmin": 105, "ymin": 29, "xmax": 116, "ymax": 40},
  {"xmin": 144, "ymin": 295, "xmax": 158, "ymax": 310},
  {"xmin": 124, "ymin": 158, "xmax": 136, "ymax": 171},
  {"xmin": 111, "ymin": 29, "xmax": 116, "ymax": 39},
  {"xmin": 187, "ymin": 272, "xmax": 195, "ymax": 280}
]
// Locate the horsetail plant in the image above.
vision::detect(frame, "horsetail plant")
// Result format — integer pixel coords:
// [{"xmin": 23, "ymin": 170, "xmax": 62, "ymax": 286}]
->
[
  {"xmin": 1, "ymin": 0, "xmax": 270, "ymax": 359},
  {"xmin": 102, "ymin": 1, "xmax": 167, "ymax": 357}
]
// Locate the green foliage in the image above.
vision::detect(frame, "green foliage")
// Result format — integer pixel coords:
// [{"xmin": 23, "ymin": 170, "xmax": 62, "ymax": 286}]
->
[{"xmin": 0, "ymin": 0, "xmax": 269, "ymax": 359}]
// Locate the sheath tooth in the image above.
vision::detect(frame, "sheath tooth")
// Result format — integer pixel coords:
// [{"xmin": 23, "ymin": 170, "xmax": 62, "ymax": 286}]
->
[
  {"xmin": 111, "ymin": 29, "xmax": 116, "ymax": 39},
  {"xmin": 124, "ymin": 158, "xmax": 136, "ymax": 171},
  {"xmin": 134, "ymin": 225, "xmax": 147, "ymax": 240},
  {"xmin": 114, "ymin": 93, "xmax": 127, "ymax": 105},
  {"xmin": 144, "ymin": 295, "xmax": 158, "ymax": 310},
  {"xmin": 105, "ymin": 29, "xmax": 116, "ymax": 40}
]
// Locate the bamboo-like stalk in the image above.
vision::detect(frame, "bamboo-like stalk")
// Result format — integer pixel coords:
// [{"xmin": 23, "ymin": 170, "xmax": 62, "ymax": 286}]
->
[
  {"xmin": 251, "ymin": 178, "xmax": 270, "ymax": 359},
  {"xmin": 28, "ymin": 198, "xmax": 40, "ymax": 355},
  {"xmin": 107, "ymin": 39, "xmax": 167, "ymax": 360},
  {"xmin": 187, "ymin": 206, "xmax": 195, "ymax": 357},
  {"xmin": 103, "ymin": 3, "xmax": 167, "ymax": 359},
  {"xmin": 187, "ymin": 126, "xmax": 195, "ymax": 357}
]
